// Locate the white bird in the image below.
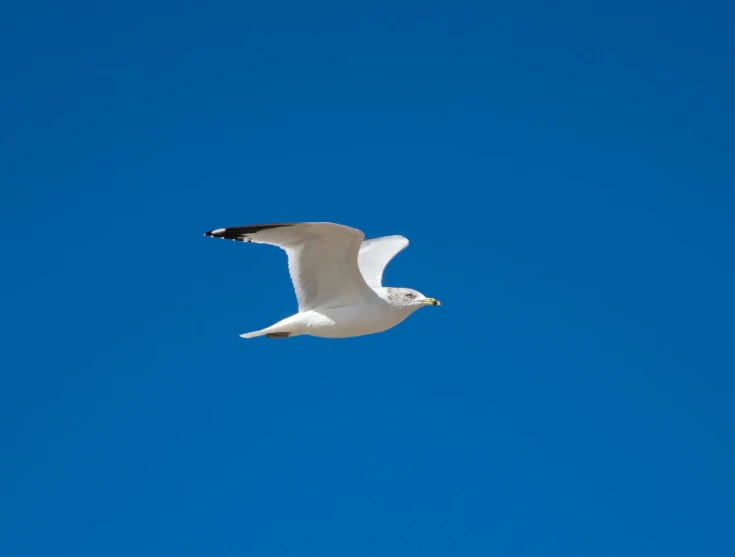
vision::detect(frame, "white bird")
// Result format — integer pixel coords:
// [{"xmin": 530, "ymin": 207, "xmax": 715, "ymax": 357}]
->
[{"xmin": 204, "ymin": 222, "xmax": 441, "ymax": 339}]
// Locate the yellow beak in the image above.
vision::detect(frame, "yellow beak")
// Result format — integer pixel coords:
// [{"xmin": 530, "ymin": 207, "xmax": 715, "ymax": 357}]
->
[{"xmin": 422, "ymin": 298, "xmax": 441, "ymax": 306}]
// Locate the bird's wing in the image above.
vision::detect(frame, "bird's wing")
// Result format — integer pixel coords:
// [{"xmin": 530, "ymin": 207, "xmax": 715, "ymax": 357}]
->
[
  {"xmin": 205, "ymin": 222, "xmax": 377, "ymax": 311},
  {"xmin": 357, "ymin": 235, "xmax": 409, "ymax": 289}
]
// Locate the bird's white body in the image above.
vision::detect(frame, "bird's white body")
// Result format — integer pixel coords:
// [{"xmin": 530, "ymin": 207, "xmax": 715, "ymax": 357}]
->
[
  {"xmin": 242, "ymin": 288, "xmax": 411, "ymax": 339},
  {"xmin": 204, "ymin": 222, "xmax": 440, "ymax": 339}
]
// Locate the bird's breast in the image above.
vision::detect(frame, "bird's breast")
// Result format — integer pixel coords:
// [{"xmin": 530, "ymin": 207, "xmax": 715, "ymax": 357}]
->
[{"xmin": 298, "ymin": 303, "xmax": 402, "ymax": 338}]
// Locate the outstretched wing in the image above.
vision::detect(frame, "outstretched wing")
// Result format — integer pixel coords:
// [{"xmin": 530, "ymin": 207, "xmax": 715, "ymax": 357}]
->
[
  {"xmin": 204, "ymin": 222, "xmax": 377, "ymax": 311},
  {"xmin": 357, "ymin": 235, "xmax": 409, "ymax": 289}
]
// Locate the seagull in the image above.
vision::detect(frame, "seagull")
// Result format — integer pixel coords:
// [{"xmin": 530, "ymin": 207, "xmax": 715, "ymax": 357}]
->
[{"xmin": 204, "ymin": 222, "xmax": 441, "ymax": 339}]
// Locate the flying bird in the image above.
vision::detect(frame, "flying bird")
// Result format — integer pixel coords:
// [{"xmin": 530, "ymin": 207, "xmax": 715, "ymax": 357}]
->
[{"xmin": 204, "ymin": 222, "xmax": 441, "ymax": 339}]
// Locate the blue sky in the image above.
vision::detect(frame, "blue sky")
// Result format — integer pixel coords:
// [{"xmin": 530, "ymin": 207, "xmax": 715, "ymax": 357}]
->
[{"xmin": 1, "ymin": 1, "xmax": 734, "ymax": 555}]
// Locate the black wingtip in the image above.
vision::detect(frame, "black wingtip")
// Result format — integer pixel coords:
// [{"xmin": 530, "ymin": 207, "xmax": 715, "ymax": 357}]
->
[
  {"xmin": 204, "ymin": 223, "xmax": 293, "ymax": 241},
  {"xmin": 204, "ymin": 227, "xmax": 241, "ymax": 240}
]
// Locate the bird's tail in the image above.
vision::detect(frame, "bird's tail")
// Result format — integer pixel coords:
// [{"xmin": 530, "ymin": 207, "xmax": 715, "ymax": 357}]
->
[
  {"xmin": 240, "ymin": 329, "xmax": 267, "ymax": 339},
  {"xmin": 240, "ymin": 315, "xmax": 298, "ymax": 339}
]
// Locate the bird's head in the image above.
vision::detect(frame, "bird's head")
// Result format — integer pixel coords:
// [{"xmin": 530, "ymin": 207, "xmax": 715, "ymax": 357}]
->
[{"xmin": 386, "ymin": 287, "xmax": 441, "ymax": 313}]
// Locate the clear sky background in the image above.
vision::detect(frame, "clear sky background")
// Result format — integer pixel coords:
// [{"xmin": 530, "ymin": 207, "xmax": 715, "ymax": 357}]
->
[{"xmin": 2, "ymin": 1, "xmax": 734, "ymax": 555}]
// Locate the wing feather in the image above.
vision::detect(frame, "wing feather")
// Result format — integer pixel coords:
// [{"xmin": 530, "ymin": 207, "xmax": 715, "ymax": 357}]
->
[
  {"xmin": 205, "ymin": 222, "xmax": 377, "ymax": 311},
  {"xmin": 357, "ymin": 235, "xmax": 409, "ymax": 288}
]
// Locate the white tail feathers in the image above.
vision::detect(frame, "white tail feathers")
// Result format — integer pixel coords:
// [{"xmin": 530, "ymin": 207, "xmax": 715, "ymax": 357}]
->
[
  {"xmin": 239, "ymin": 330, "xmax": 265, "ymax": 339},
  {"xmin": 239, "ymin": 315, "xmax": 300, "ymax": 339}
]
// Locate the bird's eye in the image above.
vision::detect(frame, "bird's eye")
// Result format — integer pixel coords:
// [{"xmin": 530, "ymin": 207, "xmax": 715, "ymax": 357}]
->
[{"xmin": 406, "ymin": 293, "xmax": 414, "ymax": 299}]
